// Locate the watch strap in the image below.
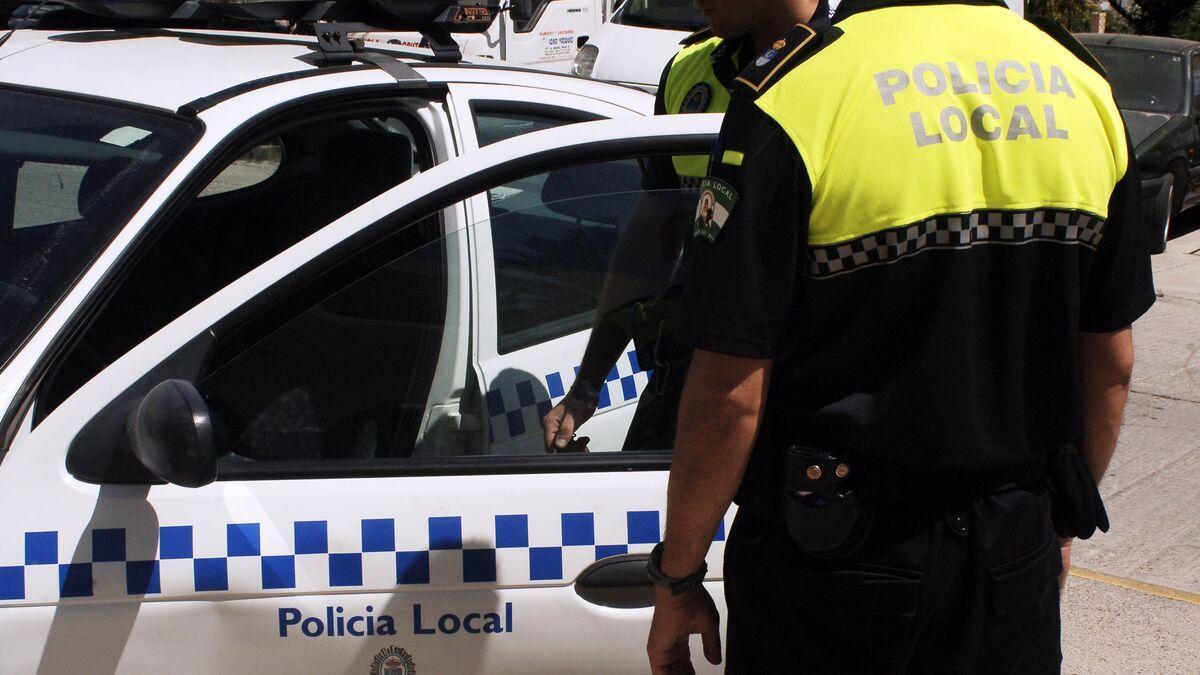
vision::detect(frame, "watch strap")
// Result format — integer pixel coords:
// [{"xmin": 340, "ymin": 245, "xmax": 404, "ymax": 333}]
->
[{"xmin": 646, "ymin": 542, "xmax": 708, "ymax": 596}]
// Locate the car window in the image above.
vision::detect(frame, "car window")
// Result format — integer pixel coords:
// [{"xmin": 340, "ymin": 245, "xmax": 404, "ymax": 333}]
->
[
  {"xmin": 36, "ymin": 106, "xmax": 434, "ymax": 422},
  {"xmin": 473, "ymin": 104, "xmax": 602, "ymax": 147},
  {"xmin": 1090, "ymin": 46, "xmax": 1186, "ymax": 114},
  {"xmin": 510, "ymin": 0, "xmax": 552, "ymax": 32},
  {"xmin": 199, "ymin": 216, "xmax": 448, "ymax": 463},
  {"xmin": 197, "ymin": 138, "xmax": 283, "ymax": 198},
  {"xmin": 488, "ymin": 158, "xmax": 651, "ymax": 353},
  {"xmin": 0, "ymin": 88, "xmax": 199, "ymax": 372}
]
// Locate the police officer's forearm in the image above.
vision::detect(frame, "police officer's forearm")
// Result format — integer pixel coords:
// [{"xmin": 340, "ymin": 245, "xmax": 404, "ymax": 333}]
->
[
  {"xmin": 574, "ymin": 318, "xmax": 631, "ymax": 397},
  {"xmin": 660, "ymin": 350, "xmax": 771, "ymax": 578},
  {"xmin": 1078, "ymin": 327, "xmax": 1135, "ymax": 483}
]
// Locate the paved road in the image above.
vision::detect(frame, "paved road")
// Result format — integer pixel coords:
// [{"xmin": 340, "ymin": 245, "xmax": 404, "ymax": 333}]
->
[{"xmin": 1061, "ymin": 220, "xmax": 1200, "ymax": 674}]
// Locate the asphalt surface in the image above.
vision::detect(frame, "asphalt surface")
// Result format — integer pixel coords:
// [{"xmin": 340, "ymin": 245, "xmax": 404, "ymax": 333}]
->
[{"xmin": 1061, "ymin": 211, "xmax": 1200, "ymax": 674}]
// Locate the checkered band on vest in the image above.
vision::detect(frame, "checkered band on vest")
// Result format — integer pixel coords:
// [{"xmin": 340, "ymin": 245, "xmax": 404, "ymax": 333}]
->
[
  {"xmin": 806, "ymin": 209, "xmax": 1106, "ymax": 278},
  {"xmin": 678, "ymin": 175, "xmax": 705, "ymax": 189}
]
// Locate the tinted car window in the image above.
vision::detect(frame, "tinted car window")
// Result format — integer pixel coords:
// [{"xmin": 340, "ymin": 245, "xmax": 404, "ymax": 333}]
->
[
  {"xmin": 1091, "ymin": 46, "xmax": 1186, "ymax": 114},
  {"xmin": 0, "ymin": 89, "xmax": 198, "ymax": 369}
]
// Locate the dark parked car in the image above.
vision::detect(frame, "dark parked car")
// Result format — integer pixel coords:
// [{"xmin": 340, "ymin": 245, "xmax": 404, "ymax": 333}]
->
[{"xmin": 1078, "ymin": 33, "xmax": 1200, "ymax": 253}]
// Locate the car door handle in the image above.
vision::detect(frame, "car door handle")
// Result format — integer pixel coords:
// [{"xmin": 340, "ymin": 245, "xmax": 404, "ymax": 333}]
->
[{"xmin": 574, "ymin": 553, "xmax": 655, "ymax": 608}]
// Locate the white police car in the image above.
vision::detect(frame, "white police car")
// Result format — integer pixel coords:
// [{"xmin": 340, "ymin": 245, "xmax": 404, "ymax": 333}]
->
[{"xmin": 0, "ymin": 1, "xmax": 726, "ymax": 671}]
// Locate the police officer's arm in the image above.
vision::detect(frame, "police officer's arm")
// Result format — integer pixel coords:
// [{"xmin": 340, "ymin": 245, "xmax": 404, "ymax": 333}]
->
[
  {"xmin": 1077, "ymin": 141, "xmax": 1155, "ymax": 483},
  {"xmin": 543, "ymin": 63, "xmax": 682, "ymax": 451},
  {"xmin": 659, "ymin": 108, "xmax": 807, "ymax": 572}
]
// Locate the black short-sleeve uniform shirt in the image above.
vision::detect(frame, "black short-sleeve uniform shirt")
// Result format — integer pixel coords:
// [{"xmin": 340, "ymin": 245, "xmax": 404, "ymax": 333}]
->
[{"xmin": 677, "ymin": 4, "xmax": 1156, "ymax": 513}]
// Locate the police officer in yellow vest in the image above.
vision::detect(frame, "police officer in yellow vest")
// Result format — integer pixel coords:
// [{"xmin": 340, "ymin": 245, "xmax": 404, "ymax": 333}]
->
[
  {"xmin": 644, "ymin": 0, "xmax": 1154, "ymax": 672},
  {"xmin": 542, "ymin": 2, "xmax": 830, "ymax": 453}
]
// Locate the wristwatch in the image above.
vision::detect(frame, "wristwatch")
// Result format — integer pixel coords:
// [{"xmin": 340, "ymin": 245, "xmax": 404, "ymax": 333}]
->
[{"xmin": 646, "ymin": 542, "xmax": 708, "ymax": 596}]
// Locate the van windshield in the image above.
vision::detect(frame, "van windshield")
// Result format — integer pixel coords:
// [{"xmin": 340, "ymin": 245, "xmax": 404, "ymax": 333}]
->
[
  {"xmin": 0, "ymin": 88, "xmax": 199, "ymax": 370},
  {"xmin": 615, "ymin": 0, "xmax": 707, "ymax": 31}
]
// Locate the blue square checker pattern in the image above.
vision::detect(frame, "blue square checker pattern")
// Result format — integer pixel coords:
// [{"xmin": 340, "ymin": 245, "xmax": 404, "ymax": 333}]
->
[
  {"xmin": 429, "ymin": 517, "xmax": 462, "ymax": 550},
  {"xmin": 329, "ymin": 553, "xmax": 363, "ymax": 587},
  {"xmin": 627, "ymin": 511, "xmax": 660, "ymax": 544},
  {"xmin": 486, "ymin": 390, "xmax": 506, "ymax": 417},
  {"xmin": 396, "ymin": 551, "xmax": 430, "ymax": 585},
  {"xmin": 59, "ymin": 563, "xmax": 92, "ymax": 597},
  {"xmin": 529, "ymin": 547, "xmax": 562, "ymax": 581},
  {"xmin": 495, "ymin": 515, "xmax": 528, "ymax": 548},
  {"xmin": 295, "ymin": 521, "xmax": 328, "ymax": 554},
  {"xmin": 159, "ymin": 526, "xmax": 193, "ymax": 559},
  {"xmin": 362, "ymin": 519, "xmax": 395, "ymax": 552},
  {"xmin": 561, "ymin": 513, "xmax": 594, "ymax": 546},
  {"xmin": 596, "ymin": 544, "xmax": 628, "ymax": 561},
  {"xmin": 463, "ymin": 549, "xmax": 496, "ymax": 583},
  {"xmin": 546, "ymin": 372, "xmax": 565, "ymax": 399},
  {"xmin": 25, "ymin": 531, "xmax": 57, "ymax": 565},
  {"xmin": 227, "ymin": 523, "xmax": 260, "ymax": 557},
  {"xmin": 92, "ymin": 528, "xmax": 125, "ymax": 562},
  {"xmin": 0, "ymin": 566, "xmax": 24, "ymax": 600},
  {"xmin": 0, "ymin": 508, "xmax": 715, "ymax": 602},
  {"xmin": 126, "ymin": 561, "xmax": 160, "ymax": 595},
  {"xmin": 262, "ymin": 556, "xmax": 296, "ymax": 590},
  {"xmin": 194, "ymin": 558, "xmax": 228, "ymax": 592}
]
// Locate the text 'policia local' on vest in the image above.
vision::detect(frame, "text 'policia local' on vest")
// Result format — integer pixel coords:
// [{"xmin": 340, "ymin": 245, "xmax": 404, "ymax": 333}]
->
[{"xmin": 875, "ymin": 60, "xmax": 1076, "ymax": 146}]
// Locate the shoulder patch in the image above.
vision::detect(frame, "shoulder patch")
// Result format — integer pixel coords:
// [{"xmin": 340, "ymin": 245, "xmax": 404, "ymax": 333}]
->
[
  {"xmin": 680, "ymin": 26, "xmax": 715, "ymax": 46},
  {"xmin": 1027, "ymin": 17, "xmax": 1107, "ymax": 78},
  {"xmin": 732, "ymin": 24, "xmax": 843, "ymax": 98}
]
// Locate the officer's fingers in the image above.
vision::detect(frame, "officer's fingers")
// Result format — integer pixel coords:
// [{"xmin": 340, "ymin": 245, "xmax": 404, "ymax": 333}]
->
[
  {"xmin": 542, "ymin": 405, "xmax": 565, "ymax": 450},
  {"xmin": 700, "ymin": 621, "xmax": 722, "ymax": 665},
  {"xmin": 553, "ymin": 412, "xmax": 577, "ymax": 449}
]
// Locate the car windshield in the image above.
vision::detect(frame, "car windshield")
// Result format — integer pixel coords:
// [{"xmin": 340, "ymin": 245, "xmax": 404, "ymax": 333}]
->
[
  {"xmin": 0, "ymin": 88, "xmax": 199, "ymax": 370},
  {"xmin": 615, "ymin": 0, "xmax": 707, "ymax": 31},
  {"xmin": 1090, "ymin": 46, "xmax": 1186, "ymax": 114}
]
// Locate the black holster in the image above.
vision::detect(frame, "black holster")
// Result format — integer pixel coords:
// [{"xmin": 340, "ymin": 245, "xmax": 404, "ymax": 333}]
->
[
  {"xmin": 1047, "ymin": 442, "xmax": 1110, "ymax": 539},
  {"xmin": 781, "ymin": 445, "xmax": 874, "ymax": 559}
]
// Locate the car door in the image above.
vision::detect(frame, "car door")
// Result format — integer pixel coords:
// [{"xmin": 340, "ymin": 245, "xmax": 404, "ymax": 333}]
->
[
  {"xmin": 0, "ymin": 115, "xmax": 724, "ymax": 674},
  {"xmin": 446, "ymin": 86, "xmax": 651, "ymax": 453}
]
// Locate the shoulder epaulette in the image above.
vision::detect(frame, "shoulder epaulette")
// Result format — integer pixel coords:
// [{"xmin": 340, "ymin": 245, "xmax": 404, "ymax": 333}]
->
[
  {"xmin": 1027, "ymin": 17, "xmax": 1107, "ymax": 78},
  {"xmin": 679, "ymin": 26, "xmax": 714, "ymax": 46},
  {"xmin": 732, "ymin": 23, "xmax": 842, "ymax": 98}
]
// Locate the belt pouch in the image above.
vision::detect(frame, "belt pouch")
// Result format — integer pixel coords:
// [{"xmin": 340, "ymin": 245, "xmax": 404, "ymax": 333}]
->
[{"xmin": 781, "ymin": 445, "xmax": 873, "ymax": 559}]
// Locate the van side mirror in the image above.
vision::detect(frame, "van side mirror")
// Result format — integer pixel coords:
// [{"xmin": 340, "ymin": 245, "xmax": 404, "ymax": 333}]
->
[{"xmin": 126, "ymin": 379, "xmax": 217, "ymax": 488}]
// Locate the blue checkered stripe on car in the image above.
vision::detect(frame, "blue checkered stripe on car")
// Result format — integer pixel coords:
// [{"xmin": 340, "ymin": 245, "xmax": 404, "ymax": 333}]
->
[
  {"xmin": 487, "ymin": 351, "xmax": 652, "ymax": 443},
  {"xmin": 0, "ymin": 510, "xmax": 726, "ymax": 603}
]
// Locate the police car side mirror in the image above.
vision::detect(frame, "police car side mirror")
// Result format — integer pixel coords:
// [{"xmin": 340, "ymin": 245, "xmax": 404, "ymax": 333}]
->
[{"xmin": 126, "ymin": 379, "xmax": 218, "ymax": 488}]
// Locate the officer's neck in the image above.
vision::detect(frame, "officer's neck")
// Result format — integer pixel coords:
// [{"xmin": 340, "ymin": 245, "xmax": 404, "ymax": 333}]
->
[{"xmin": 747, "ymin": 0, "xmax": 820, "ymax": 56}]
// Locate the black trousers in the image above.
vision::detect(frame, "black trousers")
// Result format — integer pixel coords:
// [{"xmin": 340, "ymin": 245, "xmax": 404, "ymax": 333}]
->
[{"xmin": 724, "ymin": 486, "xmax": 1062, "ymax": 674}]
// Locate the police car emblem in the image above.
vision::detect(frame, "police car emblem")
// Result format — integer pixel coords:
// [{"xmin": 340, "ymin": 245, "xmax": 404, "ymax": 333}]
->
[
  {"xmin": 370, "ymin": 645, "xmax": 416, "ymax": 675},
  {"xmin": 681, "ymin": 83, "xmax": 712, "ymax": 113},
  {"xmin": 755, "ymin": 49, "xmax": 779, "ymax": 68},
  {"xmin": 695, "ymin": 177, "xmax": 739, "ymax": 242}
]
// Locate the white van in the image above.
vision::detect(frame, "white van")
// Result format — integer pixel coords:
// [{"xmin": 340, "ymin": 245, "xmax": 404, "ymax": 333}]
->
[
  {"xmin": 575, "ymin": 0, "xmax": 1026, "ymax": 87},
  {"xmin": 364, "ymin": 0, "xmax": 621, "ymax": 72}
]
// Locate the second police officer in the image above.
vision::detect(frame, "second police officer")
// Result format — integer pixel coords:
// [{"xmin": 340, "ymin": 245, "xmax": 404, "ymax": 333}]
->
[
  {"xmin": 542, "ymin": 0, "xmax": 833, "ymax": 453},
  {"xmin": 643, "ymin": 0, "xmax": 1154, "ymax": 672}
]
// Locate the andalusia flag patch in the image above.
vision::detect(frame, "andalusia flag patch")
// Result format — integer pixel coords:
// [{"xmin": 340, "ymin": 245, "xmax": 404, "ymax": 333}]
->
[{"xmin": 694, "ymin": 177, "xmax": 739, "ymax": 242}]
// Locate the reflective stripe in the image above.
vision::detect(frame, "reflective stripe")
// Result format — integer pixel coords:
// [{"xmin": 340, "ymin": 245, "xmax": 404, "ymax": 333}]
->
[
  {"xmin": 753, "ymin": 5, "xmax": 1128, "ymax": 250},
  {"xmin": 721, "ymin": 150, "xmax": 745, "ymax": 166}
]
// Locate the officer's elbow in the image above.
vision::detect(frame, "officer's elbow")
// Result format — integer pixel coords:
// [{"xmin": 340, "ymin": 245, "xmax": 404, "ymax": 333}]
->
[
  {"xmin": 679, "ymin": 349, "xmax": 771, "ymax": 425},
  {"xmin": 1080, "ymin": 327, "xmax": 1135, "ymax": 388}
]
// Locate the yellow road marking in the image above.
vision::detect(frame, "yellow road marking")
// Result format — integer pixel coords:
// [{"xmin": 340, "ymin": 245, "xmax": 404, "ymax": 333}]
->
[{"xmin": 1070, "ymin": 567, "xmax": 1200, "ymax": 606}]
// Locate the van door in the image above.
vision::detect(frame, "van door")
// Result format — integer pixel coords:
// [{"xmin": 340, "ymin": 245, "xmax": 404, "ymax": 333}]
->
[
  {"xmin": 0, "ymin": 116, "xmax": 727, "ymax": 674},
  {"xmin": 503, "ymin": 0, "xmax": 602, "ymax": 72}
]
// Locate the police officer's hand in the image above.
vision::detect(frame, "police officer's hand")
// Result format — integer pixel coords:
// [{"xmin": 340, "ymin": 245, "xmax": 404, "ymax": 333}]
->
[
  {"xmin": 542, "ymin": 396, "xmax": 596, "ymax": 452},
  {"xmin": 647, "ymin": 585, "xmax": 722, "ymax": 674}
]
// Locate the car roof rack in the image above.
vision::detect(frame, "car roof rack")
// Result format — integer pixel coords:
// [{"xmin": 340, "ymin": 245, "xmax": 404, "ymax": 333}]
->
[{"xmin": 7, "ymin": 0, "xmax": 499, "ymax": 64}]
